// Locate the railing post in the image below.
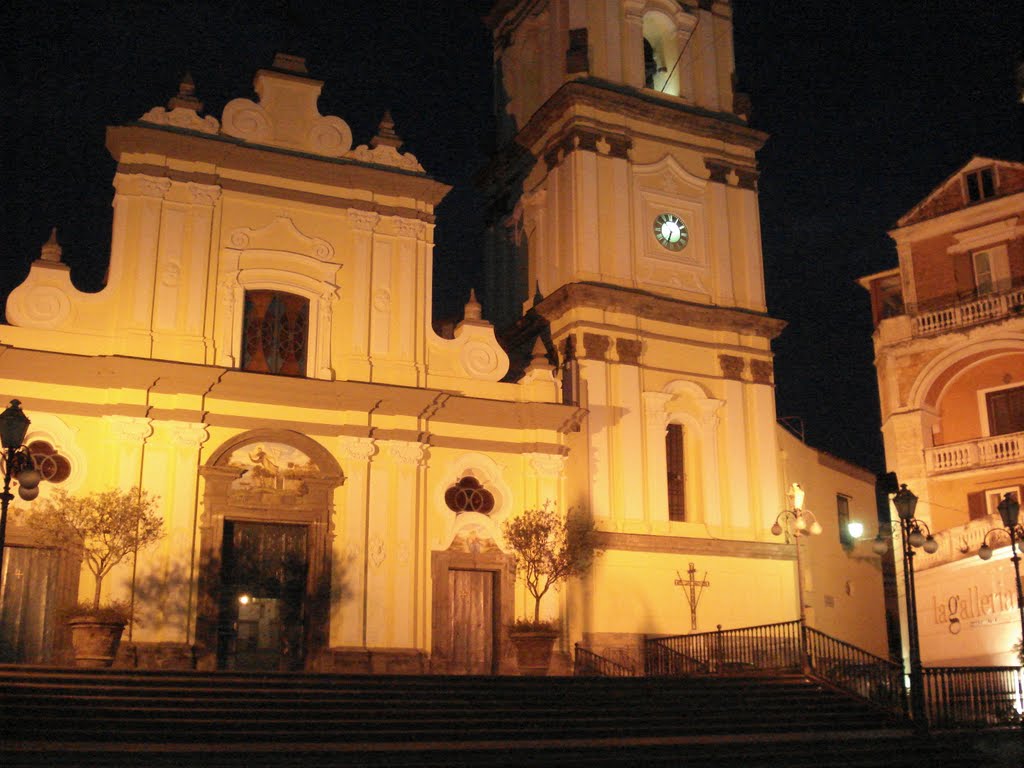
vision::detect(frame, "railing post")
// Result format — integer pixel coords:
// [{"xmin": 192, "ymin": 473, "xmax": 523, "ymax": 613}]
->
[
  {"xmin": 715, "ymin": 624, "xmax": 723, "ymax": 674},
  {"xmin": 800, "ymin": 620, "xmax": 812, "ymax": 675}
]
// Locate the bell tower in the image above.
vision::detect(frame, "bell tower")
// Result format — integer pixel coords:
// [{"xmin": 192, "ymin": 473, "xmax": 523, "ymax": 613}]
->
[
  {"xmin": 483, "ymin": 0, "xmax": 768, "ymax": 326},
  {"xmin": 482, "ymin": 0, "xmax": 791, "ymax": 643}
]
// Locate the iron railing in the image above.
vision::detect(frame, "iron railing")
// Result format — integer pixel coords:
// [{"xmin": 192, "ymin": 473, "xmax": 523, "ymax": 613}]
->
[
  {"xmin": 646, "ymin": 621, "xmax": 905, "ymax": 715},
  {"xmin": 804, "ymin": 626, "xmax": 907, "ymax": 715},
  {"xmin": 922, "ymin": 666, "xmax": 1024, "ymax": 728},
  {"xmin": 645, "ymin": 622, "xmax": 1024, "ymax": 727},
  {"xmin": 644, "ymin": 640, "xmax": 710, "ymax": 676},
  {"xmin": 573, "ymin": 643, "xmax": 635, "ymax": 677},
  {"xmin": 645, "ymin": 621, "xmax": 804, "ymax": 676}
]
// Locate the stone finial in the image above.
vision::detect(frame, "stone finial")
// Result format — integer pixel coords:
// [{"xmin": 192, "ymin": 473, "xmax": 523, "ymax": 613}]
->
[
  {"xmin": 40, "ymin": 227, "xmax": 63, "ymax": 263},
  {"xmin": 167, "ymin": 72, "xmax": 203, "ymax": 112},
  {"xmin": 463, "ymin": 289, "xmax": 483, "ymax": 322},
  {"xmin": 527, "ymin": 337, "xmax": 553, "ymax": 372},
  {"xmin": 532, "ymin": 280, "xmax": 544, "ymax": 307},
  {"xmin": 272, "ymin": 53, "xmax": 308, "ymax": 74},
  {"xmin": 370, "ymin": 111, "xmax": 403, "ymax": 149}
]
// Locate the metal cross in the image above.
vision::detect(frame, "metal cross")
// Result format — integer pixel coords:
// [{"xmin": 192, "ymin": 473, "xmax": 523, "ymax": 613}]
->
[{"xmin": 675, "ymin": 562, "xmax": 710, "ymax": 631}]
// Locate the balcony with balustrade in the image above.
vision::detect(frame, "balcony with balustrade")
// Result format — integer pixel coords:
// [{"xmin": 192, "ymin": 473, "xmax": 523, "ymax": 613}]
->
[
  {"xmin": 911, "ymin": 282, "xmax": 1024, "ymax": 338},
  {"xmin": 925, "ymin": 430, "xmax": 1024, "ymax": 476}
]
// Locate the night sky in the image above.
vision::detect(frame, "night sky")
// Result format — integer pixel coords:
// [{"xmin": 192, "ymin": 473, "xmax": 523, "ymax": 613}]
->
[{"xmin": 4, "ymin": 1, "xmax": 1021, "ymax": 474}]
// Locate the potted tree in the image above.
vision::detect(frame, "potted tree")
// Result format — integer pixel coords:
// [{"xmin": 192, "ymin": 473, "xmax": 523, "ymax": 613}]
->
[
  {"xmin": 29, "ymin": 487, "xmax": 163, "ymax": 667},
  {"xmin": 501, "ymin": 504, "xmax": 597, "ymax": 675}
]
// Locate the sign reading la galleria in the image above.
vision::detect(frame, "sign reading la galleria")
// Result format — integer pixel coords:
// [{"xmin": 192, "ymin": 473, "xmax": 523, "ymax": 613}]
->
[{"xmin": 930, "ymin": 583, "xmax": 1018, "ymax": 635}]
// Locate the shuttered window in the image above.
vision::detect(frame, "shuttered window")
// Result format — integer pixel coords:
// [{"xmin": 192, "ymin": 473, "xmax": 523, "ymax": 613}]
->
[
  {"xmin": 986, "ymin": 386, "xmax": 1024, "ymax": 437},
  {"xmin": 666, "ymin": 423, "xmax": 685, "ymax": 522}
]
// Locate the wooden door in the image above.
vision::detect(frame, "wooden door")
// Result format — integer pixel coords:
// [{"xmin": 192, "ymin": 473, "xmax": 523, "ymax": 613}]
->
[
  {"xmin": 448, "ymin": 569, "xmax": 496, "ymax": 675},
  {"xmin": 0, "ymin": 545, "xmax": 60, "ymax": 663}
]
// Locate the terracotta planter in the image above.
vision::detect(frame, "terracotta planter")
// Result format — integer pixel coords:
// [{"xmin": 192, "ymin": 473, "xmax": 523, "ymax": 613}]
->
[
  {"xmin": 67, "ymin": 617, "xmax": 127, "ymax": 668},
  {"xmin": 508, "ymin": 629, "xmax": 559, "ymax": 676}
]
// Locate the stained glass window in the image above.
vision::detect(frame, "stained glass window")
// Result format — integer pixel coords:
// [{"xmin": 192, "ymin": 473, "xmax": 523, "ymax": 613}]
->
[
  {"xmin": 27, "ymin": 441, "xmax": 71, "ymax": 483},
  {"xmin": 241, "ymin": 291, "xmax": 309, "ymax": 376},
  {"xmin": 444, "ymin": 476, "xmax": 495, "ymax": 514}
]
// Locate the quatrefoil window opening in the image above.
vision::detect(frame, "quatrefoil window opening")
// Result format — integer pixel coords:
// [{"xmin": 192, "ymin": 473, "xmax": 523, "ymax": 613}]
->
[
  {"xmin": 444, "ymin": 476, "xmax": 495, "ymax": 514},
  {"xmin": 28, "ymin": 440, "xmax": 72, "ymax": 483}
]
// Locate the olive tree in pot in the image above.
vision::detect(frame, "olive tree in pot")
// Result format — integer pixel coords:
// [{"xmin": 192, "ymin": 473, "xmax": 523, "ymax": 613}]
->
[
  {"xmin": 502, "ymin": 504, "xmax": 597, "ymax": 675},
  {"xmin": 29, "ymin": 487, "xmax": 163, "ymax": 667}
]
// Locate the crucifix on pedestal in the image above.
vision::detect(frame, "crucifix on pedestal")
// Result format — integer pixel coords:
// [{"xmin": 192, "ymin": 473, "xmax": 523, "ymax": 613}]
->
[{"xmin": 675, "ymin": 562, "xmax": 710, "ymax": 631}]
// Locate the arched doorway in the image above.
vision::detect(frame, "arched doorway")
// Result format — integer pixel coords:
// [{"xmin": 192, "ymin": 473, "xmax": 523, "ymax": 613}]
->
[{"xmin": 195, "ymin": 430, "xmax": 343, "ymax": 671}]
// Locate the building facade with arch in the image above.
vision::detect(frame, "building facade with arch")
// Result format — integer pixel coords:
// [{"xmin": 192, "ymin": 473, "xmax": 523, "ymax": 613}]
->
[
  {"xmin": 861, "ymin": 156, "xmax": 1024, "ymax": 666},
  {"xmin": 0, "ymin": 2, "xmax": 887, "ymax": 672}
]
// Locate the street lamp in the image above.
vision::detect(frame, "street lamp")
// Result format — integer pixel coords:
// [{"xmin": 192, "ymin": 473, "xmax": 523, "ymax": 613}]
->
[
  {"xmin": 872, "ymin": 483, "xmax": 935, "ymax": 732},
  {"xmin": 771, "ymin": 483, "xmax": 821, "ymax": 671},
  {"xmin": 978, "ymin": 493, "xmax": 1024, "ymax": 660},
  {"xmin": 0, "ymin": 399, "xmax": 42, "ymax": 579}
]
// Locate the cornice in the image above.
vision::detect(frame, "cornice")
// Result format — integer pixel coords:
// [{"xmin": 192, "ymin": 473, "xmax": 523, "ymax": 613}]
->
[
  {"xmin": 533, "ymin": 282, "xmax": 786, "ymax": 340},
  {"xmin": 480, "ymin": 78, "xmax": 766, "ymax": 198},
  {"xmin": 890, "ymin": 192, "xmax": 1024, "ymax": 244},
  {"xmin": 106, "ymin": 123, "xmax": 452, "ymax": 207},
  {"xmin": 517, "ymin": 79, "xmax": 768, "ymax": 156},
  {"xmin": 594, "ymin": 531, "xmax": 795, "ymax": 560}
]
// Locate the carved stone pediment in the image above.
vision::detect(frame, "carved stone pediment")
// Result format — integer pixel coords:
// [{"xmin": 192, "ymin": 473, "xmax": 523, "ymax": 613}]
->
[
  {"xmin": 227, "ymin": 216, "xmax": 335, "ymax": 261},
  {"xmin": 220, "ymin": 58, "xmax": 353, "ymax": 158}
]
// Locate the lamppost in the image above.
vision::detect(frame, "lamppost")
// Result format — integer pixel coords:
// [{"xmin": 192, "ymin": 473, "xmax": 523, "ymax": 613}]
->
[
  {"xmin": 978, "ymin": 492, "xmax": 1024, "ymax": 657},
  {"xmin": 871, "ymin": 483, "xmax": 936, "ymax": 732},
  {"xmin": 772, "ymin": 483, "xmax": 821, "ymax": 671},
  {"xmin": 0, "ymin": 399, "xmax": 42, "ymax": 579}
]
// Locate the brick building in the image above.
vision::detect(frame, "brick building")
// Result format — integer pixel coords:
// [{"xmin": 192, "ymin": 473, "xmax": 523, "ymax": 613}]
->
[{"xmin": 860, "ymin": 157, "xmax": 1024, "ymax": 665}]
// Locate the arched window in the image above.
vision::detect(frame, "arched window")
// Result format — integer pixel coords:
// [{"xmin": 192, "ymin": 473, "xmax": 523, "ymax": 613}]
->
[
  {"xmin": 640, "ymin": 7, "xmax": 689, "ymax": 97},
  {"xmin": 241, "ymin": 291, "xmax": 309, "ymax": 376},
  {"xmin": 665, "ymin": 423, "xmax": 685, "ymax": 521},
  {"xmin": 643, "ymin": 37, "xmax": 664, "ymax": 89}
]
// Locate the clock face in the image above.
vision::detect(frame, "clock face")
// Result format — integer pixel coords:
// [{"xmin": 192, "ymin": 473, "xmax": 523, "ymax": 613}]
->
[{"xmin": 653, "ymin": 213, "xmax": 689, "ymax": 251}]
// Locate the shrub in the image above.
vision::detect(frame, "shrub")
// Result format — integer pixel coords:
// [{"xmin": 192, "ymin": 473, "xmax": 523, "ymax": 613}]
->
[
  {"xmin": 28, "ymin": 487, "xmax": 163, "ymax": 612},
  {"xmin": 502, "ymin": 504, "xmax": 597, "ymax": 626}
]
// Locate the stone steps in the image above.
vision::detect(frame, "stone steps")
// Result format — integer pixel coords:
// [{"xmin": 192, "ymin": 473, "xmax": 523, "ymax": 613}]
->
[{"xmin": 0, "ymin": 666, "xmax": 1015, "ymax": 766}]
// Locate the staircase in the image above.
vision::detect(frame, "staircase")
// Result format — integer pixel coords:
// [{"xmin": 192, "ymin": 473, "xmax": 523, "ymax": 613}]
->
[{"xmin": 0, "ymin": 666, "xmax": 1018, "ymax": 767}]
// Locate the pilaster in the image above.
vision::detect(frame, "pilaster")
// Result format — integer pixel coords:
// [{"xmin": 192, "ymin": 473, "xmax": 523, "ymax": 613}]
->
[{"xmin": 333, "ymin": 436, "xmax": 376, "ymax": 647}]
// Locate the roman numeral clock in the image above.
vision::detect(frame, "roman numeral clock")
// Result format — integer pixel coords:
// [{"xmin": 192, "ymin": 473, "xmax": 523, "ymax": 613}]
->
[{"xmin": 653, "ymin": 212, "xmax": 689, "ymax": 252}]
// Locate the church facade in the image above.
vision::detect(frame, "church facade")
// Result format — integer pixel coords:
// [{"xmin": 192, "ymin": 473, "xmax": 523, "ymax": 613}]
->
[{"xmin": 1, "ymin": 1, "xmax": 886, "ymax": 672}]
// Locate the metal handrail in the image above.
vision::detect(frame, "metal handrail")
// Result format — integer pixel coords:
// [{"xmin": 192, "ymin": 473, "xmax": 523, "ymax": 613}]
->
[
  {"xmin": 645, "ymin": 621, "xmax": 904, "ymax": 713},
  {"xmin": 804, "ymin": 626, "xmax": 907, "ymax": 716},
  {"xmin": 643, "ymin": 640, "xmax": 709, "ymax": 676},
  {"xmin": 645, "ymin": 621, "xmax": 1024, "ymax": 727},
  {"xmin": 573, "ymin": 643, "xmax": 635, "ymax": 677},
  {"xmin": 645, "ymin": 620, "xmax": 804, "ymax": 675},
  {"xmin": 922, "ymin": 666, "xmax": 1024, "ymax": 728}
]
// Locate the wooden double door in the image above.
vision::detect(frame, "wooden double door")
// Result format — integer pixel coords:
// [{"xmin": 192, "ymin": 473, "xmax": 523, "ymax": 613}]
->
[{"xmin": 448, "ymin": 569, "xmax": 498, "ymax": 675}]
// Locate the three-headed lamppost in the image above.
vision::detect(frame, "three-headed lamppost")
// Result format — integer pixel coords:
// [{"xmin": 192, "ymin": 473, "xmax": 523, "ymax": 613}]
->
[
  {"xmin": 771, "ymin": 483, "xmax": 821, "ymax": 672},
  {"xmin": 977, "ymin": 492, "xmax": 1024, "ymax": 654},
  {"xmin": 871, "ymin": 483, "xmax": 936, "ymax": 732},
  {"xmin": 0, "ymin": 400, "xmax": 42, "ymax": 579}
]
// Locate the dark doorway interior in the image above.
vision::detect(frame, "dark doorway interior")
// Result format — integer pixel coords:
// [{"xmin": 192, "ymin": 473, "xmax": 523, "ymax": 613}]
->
[{"xmin": 218, "ymin": 521, "xmax": 309, "ymax": 671}]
